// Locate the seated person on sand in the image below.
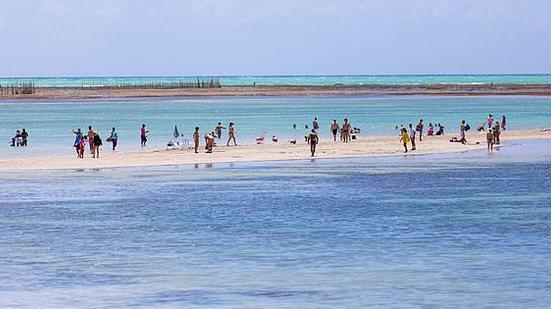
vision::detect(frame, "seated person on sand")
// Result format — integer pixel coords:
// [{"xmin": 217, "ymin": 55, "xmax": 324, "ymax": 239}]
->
[
  {"xmin": 435, "ymin": 123, "xmax": 445, "ymax": 135},
  {"xmin": 477, "ymin": 124, "xmax": 485, "ymax": 132},
  {"xmin": 427, "ymin": 123, "xmax": 434, "ymax": 136},
  {"xmin": 271, "ymin": 135, "xmax": 278, "ymax": 143}
]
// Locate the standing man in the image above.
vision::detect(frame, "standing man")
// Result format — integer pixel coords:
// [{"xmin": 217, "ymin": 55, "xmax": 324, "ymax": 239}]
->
[
  {"xmin": 460, "ymin": 120, "xmax": 467, "ymax": 145},
  {"xmin": 330, "ymin": 119, "xmax": 339, "ymax": 141},
  {"xmin": 215, "ymin": 122, "xmax": 226, "ymax": 139},
  {"xmin": 501, "ymin": 115, "xmax": 507, "ymax": 131},
  {"xmin": 109, "ymin": 127, "xmax": 118, "ymax": 150},
  {"xmin": 313, "ymin": 117, "xmax": 320, "ymax": 131},
  {"xmin": 408, "ymin": 123, "xmax": 416, "ymax": 151},
  {"xmin": 140, "ymin": 124, "xmax": 148, "ymax": 147},
  {"xmin": 416, "ymin": 119, "xmax": 424, "ymax": 141}
]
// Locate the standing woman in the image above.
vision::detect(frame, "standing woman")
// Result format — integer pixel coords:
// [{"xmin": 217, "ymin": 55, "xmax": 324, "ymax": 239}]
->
[
  {"xmin": 501, "ymin": 115, "xmax": 507, "ymax": 131},
  {"xmin": 330, "ymin": 119, "xmax": 339, "ymax": 141},
  {"xmin": 93, "ymin": 131, "xmax": 103, "ymax": 158},
  {"xmin": 87, "ymin": 126, "xmax": 95, "ymax": 155},
  {"xmin": 193, "ymin": 127, "xmax": 200, "ymax": 153},
  {"xmin": 309, "ymin": 129, "xmax": 319, "ymax": 157},
  {"xmin": 227, "ymin": 122, "xmax": 237, "ymax": 146},
  {"xmin": 341, "ymin": 118, "xmax": 351, "ymax": 143},
  {"xmin": 109, "ymin": 127, "xmax": 118, "ymax": 150},
  {"xmin": 140, "ymin": 124, "xmax": 148, "ymax": 147}
]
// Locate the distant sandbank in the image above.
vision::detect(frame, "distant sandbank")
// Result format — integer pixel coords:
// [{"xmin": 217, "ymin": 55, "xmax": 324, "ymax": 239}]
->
[
  {"xmin": 0, "ymin": 130, "xmax": 548, "ymax": 171},
  {"xmin": 2, "ymin": 84, "xmax": 551, "ymax": 100}
]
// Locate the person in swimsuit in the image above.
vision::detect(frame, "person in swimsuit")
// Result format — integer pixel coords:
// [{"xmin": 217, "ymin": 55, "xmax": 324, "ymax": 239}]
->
[
  {"xmin": 309, "ymin": 129, "xmax": 319, "ymax": 157},
  {"xmin": 226, "ymin": 122, "xmax": 237, "ymax": 146},
  {"xmin": 486, "ymin": 129, "xmax": 494, "ymax": 152},
  {"xmin": 427, "ymin": 123, "xmax": 434, "ymax": 136},
  {"xmin": 501, "ymin": 115, "xmax": 507, "ymax": 131},
  {"xmin": 205, "ymin": 132, "xmax": 215, "ymax": 153},
  {"xmin": 416, "ymin": 119, "xmax": 424, "ymax": 141},
  {"xmin": 341, "ymin": 118, "xmax": 351, "ymax": 143},
  {"xmin": 400, "ymin": 128, "xmax": 410, "ymax": 153},
  {"xmin": 215, "ymin": 122, "xmax": 226, "ymax": 139},
  {"xmin": 493, "ymin": 121, "xmax": 501, "ymax": 145},
  {"xmin": 487, "ymin": 114, "xmax": 494, "ymax": 129},
  {"xmin": 193, "ymin": 127, "xmax": 200, "ymax": 153},
  {"xmin": 141, "ymin": 124, "xmax": 148, "ymax": 147},
  {"xmin": 20, "ymin": 129, "xmax": 28, "ymax": 146},
  {"xmin": 330, "ymin": 119, "xmax": 339, "ymax": 141},
  {"xmin": 313, "ymin": 117, "xmax": 319, "ymax": 130},
  {"xmin": 87, "ymin": 126, "xmax": 95, "ymax": 154}
]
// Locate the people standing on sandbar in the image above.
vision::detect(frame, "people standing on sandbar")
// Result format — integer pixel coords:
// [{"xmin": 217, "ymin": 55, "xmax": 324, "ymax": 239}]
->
[
  {"xmin": 331, "ymin": 119, "xmax": 339, "ymax": 141},
  {"xmin": 493, "ymin": 121, "xmax": 501, "ymax": 145},
  {"xmin": 215, "ymin": 122, "xmax": 226, "ymax": 139},
  {"xmin": 227, "ymin": 122, "xmax": 237, "ymax": 146},
  {"xmin": 487, "ymin": 128, "xmax": 494, "ymax": 152},
  {"xmin": 400, "ymin": 128, "xmax": 410, "ymax": 153},
  {"xmin": 460, "ymin": 120, "xmax": 467, "ymax": 144},
  {"xmin": 193, "ymin": 127, "xmax": 200, "ymax": 153},
  {"xmin": 141, "ymin": 124, "xmax": 148, "ymax": 147},
  {"xmin": 87, "ymin": 126, "xmax": 95, "ymax": 155},
  {"xmin": 92, "ymin": 130, "xmax": 102, "ymax": 158},
  {"xmin": 309, "ymin": 129, "xmax": 318, "ymax": 156},
  {"xmin": 416, "ymin": 119, "xmax": 424, "ymax": 141},
  {"xmin": 108, "ymin": 127, "xmax": 118, "ymax": 150},
  {"xmin": 341, "ymin": 118, "xmax": 351, "ymax": 143},
  {"xmin": 72, "ymin": 128, "xmax": 84, "ymax": 157},
  {"xmin": 408, "ymin": 123, "xmax": 416, "ymax": 150}
]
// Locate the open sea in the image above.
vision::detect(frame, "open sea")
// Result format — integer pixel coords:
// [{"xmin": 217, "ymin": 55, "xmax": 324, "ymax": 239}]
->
[
  {"xmin": 2, "ymin": 74, "xmax": 551, "ymax": 87},
  {"xmin": 0, "ymin": 138, "xmax": 550, "ymax": 307},
  {"xmin": 0, "ymin": 94, "xmax": 550, "ymax": 307}
]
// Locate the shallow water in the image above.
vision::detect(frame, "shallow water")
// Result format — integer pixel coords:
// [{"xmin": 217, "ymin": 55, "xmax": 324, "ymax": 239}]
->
[
  {"xmin": 0, "ymin": 139, "xmax": 550, "ymax": 307},
  {"xmin": 1, "ymin": 95, "xmax": 550, "ymax": 159}
]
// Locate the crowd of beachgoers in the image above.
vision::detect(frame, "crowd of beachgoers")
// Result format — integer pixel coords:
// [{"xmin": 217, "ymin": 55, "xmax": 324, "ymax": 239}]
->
[{"xmin": 8, "ymin": 113, "xmax": 508, "ymax": 159}]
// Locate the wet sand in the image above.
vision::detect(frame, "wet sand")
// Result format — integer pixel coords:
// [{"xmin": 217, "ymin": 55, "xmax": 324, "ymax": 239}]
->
[
  {"xmin": 0, "ymin": 130, "xmax": 548, "ymax": 171},
  {"xmin": 2, "ymin": 84, "xmax": 551, "ymax": 101}
]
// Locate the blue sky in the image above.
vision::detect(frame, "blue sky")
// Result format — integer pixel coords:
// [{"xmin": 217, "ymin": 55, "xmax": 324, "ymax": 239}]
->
[{"xmin": 1, "ymin": 0, "xmax": 550, "ymax": 76}]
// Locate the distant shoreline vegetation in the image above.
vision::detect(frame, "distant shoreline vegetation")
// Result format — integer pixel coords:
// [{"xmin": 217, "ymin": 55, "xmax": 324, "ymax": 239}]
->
[{"xmin": 1, "ymin": 74, "xmax": 551, "ymax": 88}]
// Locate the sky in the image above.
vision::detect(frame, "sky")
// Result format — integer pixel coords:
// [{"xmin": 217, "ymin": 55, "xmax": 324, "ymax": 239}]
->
[{"xmin": 0, "ymin": 0, "xmax": 550, "ymax": 76}]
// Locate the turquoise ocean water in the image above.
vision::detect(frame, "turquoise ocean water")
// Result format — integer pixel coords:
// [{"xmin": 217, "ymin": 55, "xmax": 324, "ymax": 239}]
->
[
  {"xmin": 0, "ymin": 95, "xmax": 550, "ymax": 159},
  {"xmin": 1, "ymin": 74, "xmax": 551, "ymax": 87},
  {"xmin": 0, "ymin": 139, "xmax": 550, "ymax": 307}
]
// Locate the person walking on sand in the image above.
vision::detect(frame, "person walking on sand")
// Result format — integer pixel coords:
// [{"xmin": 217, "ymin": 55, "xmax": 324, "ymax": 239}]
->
[
  {"xmin": 92, "ymin": 131, "xmax": 103, "ymax": 158},
  {"xmin": 227, "ymin": 122, "xmax": 237, "ymax": 146},
  {"xmin": 486, "ymin": 129, "xmax": 494, "ymax": 152},
  {"xmin": 215, "ymin": 122, "xmax": 226, "ymax": 139},
  {"xmin": 313, "ymin": 117, "xmax": 319, "ymax": 130},
  {"xmin": 140, "ymin": 124, "xmax": 148, "ymax": 147},
  {"xmin": 416, "ymin": 119, "xmax": 424, "ymax": 141},
  {"xmin": 501, "ymin": 115, "xmax": 507, "ymax": 131},
  {"xmin": 460, "ymin": 120, "xmax": 467, "ymax": 144},
  {"xmin": 72, "ymin": 128, "xmax": 84, "ymax": 157},
  {"xmin": 330, "ymin": 119, "xmax": 339, "ymax": 141},
  {"xmin": 408, "ymin": 123, "xmax": 416, "ymax": 150},
  {"xmin": 193, "ymin": 127, "xmax": 200, "ymax": 153},
  {"xmin": 342, "ymin": 118, "xmax": 351, "ymax": 143},
  {"xmin": 309, "ymin": 129, "xmax": 319, "ymax": 156},
  {"xmin": 400, "ymin": 128, "xmax": 410, "ymax": 153},
  {"xmin": 87, "ymin": 126, "xmax": 95, "ymax": 155},
  {"xmin": 108, "ymin": 127, "xmax": 118, "ymax": 150}
]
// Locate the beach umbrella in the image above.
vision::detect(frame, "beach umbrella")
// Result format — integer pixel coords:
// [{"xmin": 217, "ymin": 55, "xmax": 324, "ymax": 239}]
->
[{"xmin": 173, "ymin": 125, "xmax": 180, "ymax": 138}]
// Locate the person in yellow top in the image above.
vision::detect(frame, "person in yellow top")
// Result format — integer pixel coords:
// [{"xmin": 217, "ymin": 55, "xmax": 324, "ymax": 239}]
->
[{"xmin": 400, "ymin": 128, "xmax": 410, "ymax": 153}]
